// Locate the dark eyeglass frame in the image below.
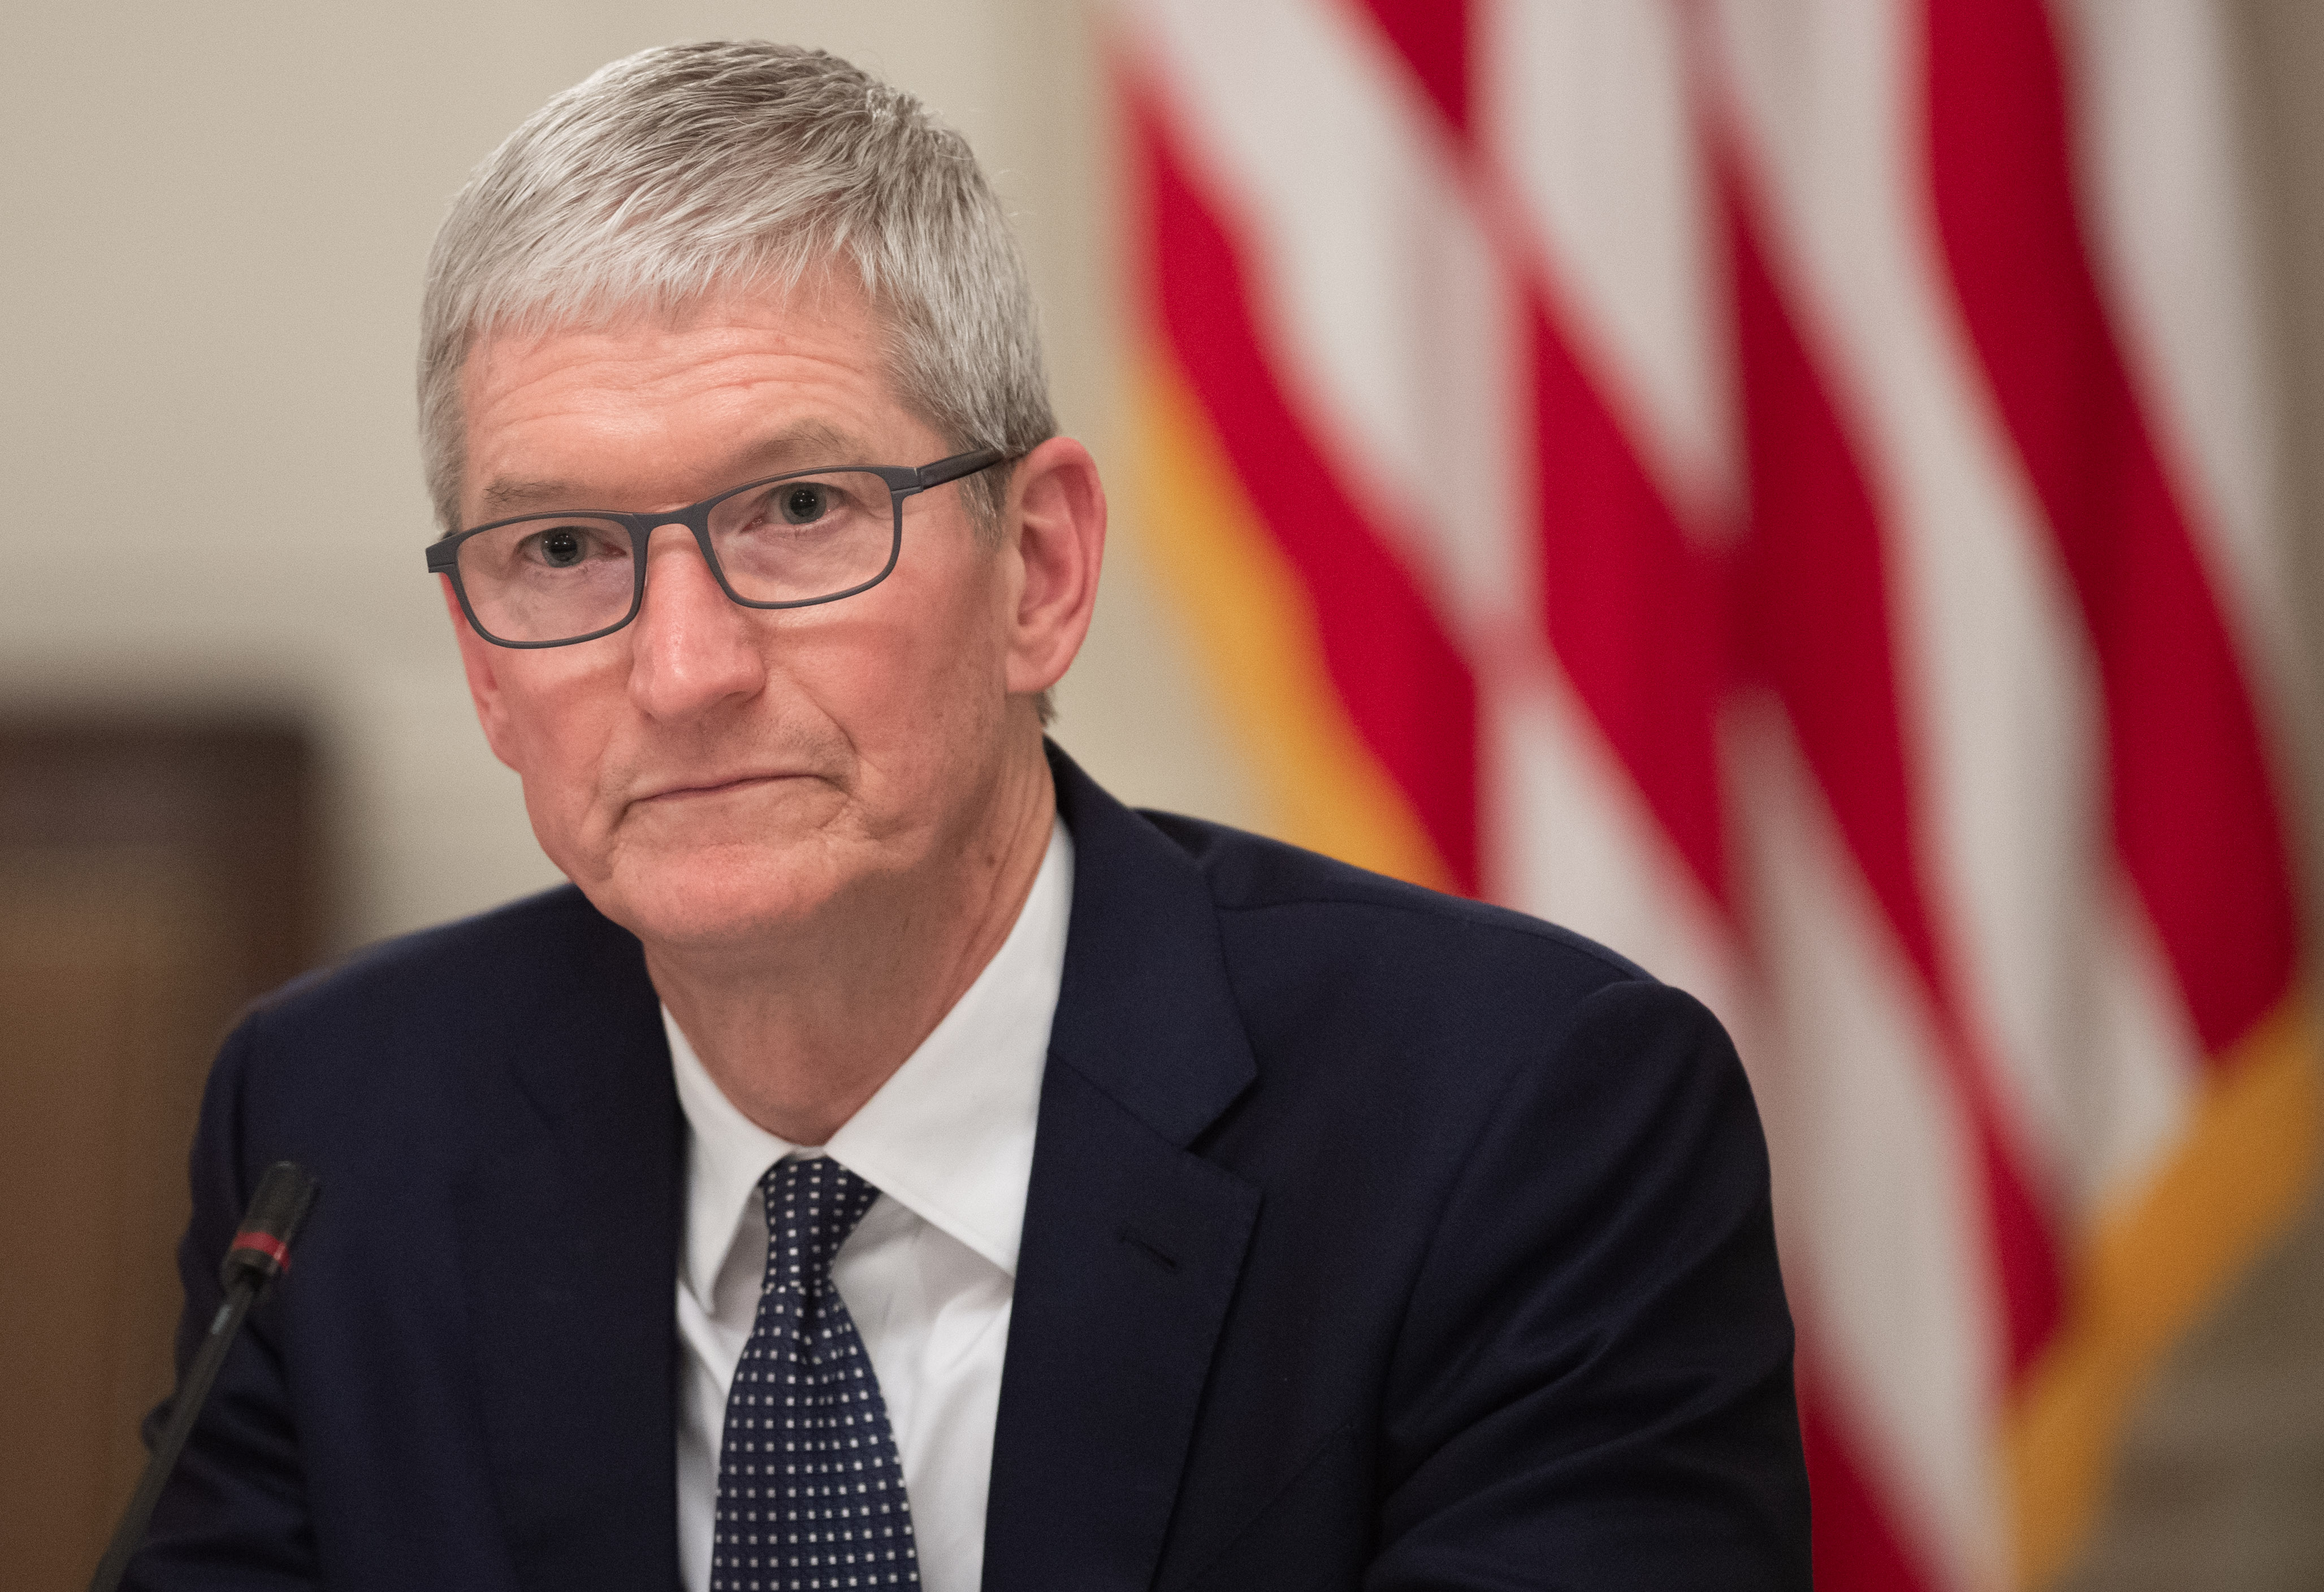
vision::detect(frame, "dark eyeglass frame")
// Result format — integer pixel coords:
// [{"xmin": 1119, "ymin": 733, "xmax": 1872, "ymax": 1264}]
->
[{"xmin": 424, "ymin": 446, "xmax": 1010, "ymax": 649}]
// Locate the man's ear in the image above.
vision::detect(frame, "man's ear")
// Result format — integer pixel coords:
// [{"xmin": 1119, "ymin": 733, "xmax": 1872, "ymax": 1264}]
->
[
  {"xmin": 1001, "ymin": 436, "xmax": 1106, "ymax": 698},
  {"xmin": 440, "ymin": 575, "xmax": 523, "ymax": 771}
]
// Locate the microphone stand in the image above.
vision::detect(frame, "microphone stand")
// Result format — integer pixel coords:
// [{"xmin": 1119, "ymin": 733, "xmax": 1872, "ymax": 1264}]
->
[{"xmin": 88, "ymin": 1161, "xmax": 321, "ymax": 1592}]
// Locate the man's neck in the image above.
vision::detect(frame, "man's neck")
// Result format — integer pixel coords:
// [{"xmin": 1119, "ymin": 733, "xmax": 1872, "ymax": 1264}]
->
[{"xmin": 644, "ymin": 742, "xmax": 1058, "ymax": 1146}]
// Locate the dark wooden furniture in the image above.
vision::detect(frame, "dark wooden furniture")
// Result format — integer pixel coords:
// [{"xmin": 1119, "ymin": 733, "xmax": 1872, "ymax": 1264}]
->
[{"xmin": 0, "ymin": 721, "xmax": 321, "ymax": 1591}]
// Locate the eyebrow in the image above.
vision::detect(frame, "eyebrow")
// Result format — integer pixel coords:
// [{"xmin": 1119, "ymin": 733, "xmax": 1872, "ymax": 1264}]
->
[{"xmin": 473, "ymin": 420, "xmax": 877, "ymax": 516}]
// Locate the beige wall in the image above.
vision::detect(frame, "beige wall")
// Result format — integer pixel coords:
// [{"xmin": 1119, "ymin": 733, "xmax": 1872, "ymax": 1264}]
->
[{"xmin": 0, "ymin": 0, "xmax": 1256, "ymax": 953}]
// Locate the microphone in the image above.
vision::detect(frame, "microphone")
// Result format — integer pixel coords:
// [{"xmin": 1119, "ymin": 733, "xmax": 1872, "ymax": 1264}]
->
[{"xmin": 88, "ymin": 1161, "xmax": 322, "ymax": 1592}]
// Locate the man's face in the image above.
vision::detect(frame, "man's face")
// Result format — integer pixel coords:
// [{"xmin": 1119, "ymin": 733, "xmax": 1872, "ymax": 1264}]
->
[{"xmin": 448, "ymin": 280, "xmax": 1027, "ymax": 956}]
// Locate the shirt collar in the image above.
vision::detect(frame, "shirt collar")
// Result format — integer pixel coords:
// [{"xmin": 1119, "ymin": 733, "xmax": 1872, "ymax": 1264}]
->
[{"xmin": 670, "ymin": 817, "xmax": 1073, "ymax": 1301}]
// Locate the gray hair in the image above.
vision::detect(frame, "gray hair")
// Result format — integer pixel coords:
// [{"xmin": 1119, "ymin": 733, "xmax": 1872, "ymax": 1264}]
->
[{"xmin": 417, "ymin": 40, "xmax": 1055, "ymax": 539}]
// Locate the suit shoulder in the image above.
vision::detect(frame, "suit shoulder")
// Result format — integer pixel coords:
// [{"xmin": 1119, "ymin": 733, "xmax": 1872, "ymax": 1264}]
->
[
  {"xmin": 241, "ymin": 883, "xmax": 634, "ymax": 1043},
  {"xmin": 206, "ymin": 883, "xmax": 656, "ymax": 1166},
  {"xmin": 1135, "ymin": 808, "xmax": 1652, "ymax": 990}
]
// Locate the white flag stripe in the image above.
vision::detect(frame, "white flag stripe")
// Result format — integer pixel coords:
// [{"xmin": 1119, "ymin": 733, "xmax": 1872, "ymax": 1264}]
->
[
  {"xmin": 1129, "ymin": 0, "xmax": 1533, "ymax": 647},
  {"xmin": 2080, "ymin": 880, "xmax": 2204, "ymax": 1204},
  {"xmin": 2052, "ymin": 0, "xmax": 2300, "ymax": 723},
  {"xmin": 1733, "ymin": 700, "xmax": 2007, "ymax": 1592},
  {"xmin": 1477, "ymin": 0, "xmax": 1738, "ymax": 533},
  {"xmin": 1491, "ymin": 671, "xmax": 1749, "ymax": 1034},
  {"xmin": 1705, "ymin": 0, "xmax": 2204, "ymax": 1222}
]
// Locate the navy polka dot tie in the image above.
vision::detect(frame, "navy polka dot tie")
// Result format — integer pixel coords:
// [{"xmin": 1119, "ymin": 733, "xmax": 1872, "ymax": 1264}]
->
[{"xmin": 711, "ymin": 1157, "xmax": 921, "ymax": 1591}]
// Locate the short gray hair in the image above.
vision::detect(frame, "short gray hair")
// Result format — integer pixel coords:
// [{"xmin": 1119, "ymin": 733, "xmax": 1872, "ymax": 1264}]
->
[{"xmin": 417, "ymin": 41, "xmax": 1055, "ymax": 537}]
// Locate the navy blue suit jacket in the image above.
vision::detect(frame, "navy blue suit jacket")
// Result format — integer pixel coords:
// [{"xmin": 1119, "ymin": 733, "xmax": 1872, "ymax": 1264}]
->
[{"xmin": 134, "ymin": 744, "xmax": 1810, "ymax": 1590}]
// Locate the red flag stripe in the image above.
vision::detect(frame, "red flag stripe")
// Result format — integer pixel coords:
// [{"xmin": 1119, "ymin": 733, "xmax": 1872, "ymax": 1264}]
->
[
  {"xmin": 1724, "ymin": 153, "xmax": 2063, "ymax": 1378},
  {"xmin": 1356, "ymin": 0, "xmax": 1469, "ymax": 136},
  {"xmin": 1529, "ymin": 297, "xmax": 1732, "ymax": 907},
  {"xmin": 1799, "ymin": 1376, "xmax": 1940, "ymax": 1592},
  {"xmin": 1138, "ymin": 87, "xmax": 1483, "ymax": 894},
  {"xmin": 1925, "ymin": 0, "xmax": 2300, "ymax": 1056}
]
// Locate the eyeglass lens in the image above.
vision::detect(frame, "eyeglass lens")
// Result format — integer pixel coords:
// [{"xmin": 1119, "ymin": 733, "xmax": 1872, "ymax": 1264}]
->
[{"xmin": 452, "ymin": 469, "xmax": 900, "ymax": 645}]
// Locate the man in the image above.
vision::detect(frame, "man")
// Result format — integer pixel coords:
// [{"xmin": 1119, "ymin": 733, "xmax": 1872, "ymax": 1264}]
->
[{"xmin": 137, "ymin": 41, "xmax": 1809, "ymax": 1592}]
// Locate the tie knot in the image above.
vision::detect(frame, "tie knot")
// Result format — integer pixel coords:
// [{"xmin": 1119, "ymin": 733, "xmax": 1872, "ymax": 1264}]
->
[{"xmin": 759, "ymin": 1157, "xmax": 878, "ymax": 1295}]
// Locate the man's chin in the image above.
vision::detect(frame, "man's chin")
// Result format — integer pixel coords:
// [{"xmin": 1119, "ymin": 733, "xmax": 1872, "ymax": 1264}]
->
[{"xmin": 575, "ymin": 843, "xmax": 856, "ymax": 957}]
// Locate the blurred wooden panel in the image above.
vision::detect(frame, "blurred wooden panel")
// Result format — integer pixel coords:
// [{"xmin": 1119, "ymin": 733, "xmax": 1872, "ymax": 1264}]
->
[{"xmin": 0, "ymin": 724, "xmax": 317, "ymax": 1592}]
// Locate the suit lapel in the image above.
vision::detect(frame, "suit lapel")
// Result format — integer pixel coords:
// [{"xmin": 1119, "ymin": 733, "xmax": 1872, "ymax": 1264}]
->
[
  {"xmin": 456, "ymin": 896, "xmax": 682, "ymax": 1592},
  {"xmin": 982, "ymin": 748, "xmax": 1262, "ymax": 1591}
]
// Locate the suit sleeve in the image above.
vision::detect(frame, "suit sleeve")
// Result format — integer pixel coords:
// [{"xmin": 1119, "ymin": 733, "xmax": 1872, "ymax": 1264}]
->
[
  {"xmin": 1368, "ymin": 978, "xmax": 1812, "ymax": 1591},
  {"xmin": 124, "ymin": 1014, "xmax": 322, "ymax": 1591}
]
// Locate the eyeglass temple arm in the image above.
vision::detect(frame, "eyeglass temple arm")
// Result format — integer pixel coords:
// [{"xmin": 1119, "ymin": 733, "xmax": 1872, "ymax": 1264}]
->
[{"xmin": 902, "ymin": 447, "xmax": 1010, "ymax": 495}]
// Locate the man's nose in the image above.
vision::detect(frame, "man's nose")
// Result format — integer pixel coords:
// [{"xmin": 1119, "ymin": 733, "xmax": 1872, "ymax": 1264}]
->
[{"xmin": 626, "ymin": 523, "xmax": 767, "ymax": 719}]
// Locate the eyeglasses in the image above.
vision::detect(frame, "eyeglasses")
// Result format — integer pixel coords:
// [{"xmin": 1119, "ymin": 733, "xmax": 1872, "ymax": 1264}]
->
[{"xmin": 424, "ymin": 448, "xmax": 1009, "ymax": 648}]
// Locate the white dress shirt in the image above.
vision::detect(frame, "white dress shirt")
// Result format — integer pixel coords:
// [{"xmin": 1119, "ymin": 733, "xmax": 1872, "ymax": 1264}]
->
[{"xmin": 670, "ymin": 819, "xmax": 1072, "ymax": 1592}]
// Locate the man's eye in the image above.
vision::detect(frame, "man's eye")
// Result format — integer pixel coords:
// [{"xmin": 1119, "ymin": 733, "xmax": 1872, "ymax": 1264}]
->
[
  {"xmin": 523, "ymin": 523, "xmax": 605, "ymax": 567},
  {"xmin": 780, "ymin": 484, "xmax": 832, "ymax": 524}
]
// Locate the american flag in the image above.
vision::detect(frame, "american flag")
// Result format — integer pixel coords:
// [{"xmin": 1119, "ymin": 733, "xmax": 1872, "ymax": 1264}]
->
[{"xmin": 1115, "ymin": 1, "xmax": 2317, "ymax": 1586}]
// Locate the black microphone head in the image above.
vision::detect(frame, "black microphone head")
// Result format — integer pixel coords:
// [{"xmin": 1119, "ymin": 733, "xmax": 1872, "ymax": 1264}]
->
[{"xmin": 219, "ymin": 1161, "xmax": 322, "ymax": 1291}]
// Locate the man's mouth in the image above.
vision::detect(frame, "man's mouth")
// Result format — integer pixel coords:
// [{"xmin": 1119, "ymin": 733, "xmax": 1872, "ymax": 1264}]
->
[{"xmin": 637, "ymin": 771, "xmax": 803, "ymax": 804}]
